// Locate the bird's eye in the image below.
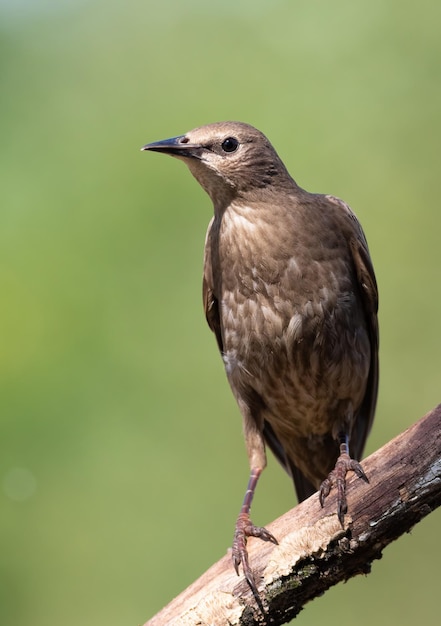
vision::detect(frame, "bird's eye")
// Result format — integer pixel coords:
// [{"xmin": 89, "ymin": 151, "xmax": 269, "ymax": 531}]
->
[{"xmin": 221, "ymin": 137, "xmax": 239, "ymax": 153}]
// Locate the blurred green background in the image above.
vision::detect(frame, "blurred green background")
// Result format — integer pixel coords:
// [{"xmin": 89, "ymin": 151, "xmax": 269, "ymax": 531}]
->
[{"xmin": 1, "ymin": 1, "xmax": 440, "ymax": 625}]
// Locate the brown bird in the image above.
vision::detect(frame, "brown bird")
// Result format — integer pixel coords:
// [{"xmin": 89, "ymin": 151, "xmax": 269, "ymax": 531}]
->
[{"xmin": 141, "ymin": 122, "xmax": 379, "ymax": 601}]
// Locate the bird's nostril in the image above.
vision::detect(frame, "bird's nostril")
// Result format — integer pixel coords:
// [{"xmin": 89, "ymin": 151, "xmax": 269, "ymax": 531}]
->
[{"xmin": 180, "ymin": 136, "xmax": 189, "ymax": 144}]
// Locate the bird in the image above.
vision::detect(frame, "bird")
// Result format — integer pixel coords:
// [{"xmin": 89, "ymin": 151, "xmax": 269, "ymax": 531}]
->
[{"xmin": 141, "ymin": 122, "xmax": 379, "ymax": 602}]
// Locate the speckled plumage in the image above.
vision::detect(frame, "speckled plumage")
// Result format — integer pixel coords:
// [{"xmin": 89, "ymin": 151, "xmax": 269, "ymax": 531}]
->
[
  {"xmin": 142, "ymin": 121, "xmax": 379, "ymax": 602},
  {"xmin": 208, "ymin": 192, "xmax": 374, "ymax": 481}
]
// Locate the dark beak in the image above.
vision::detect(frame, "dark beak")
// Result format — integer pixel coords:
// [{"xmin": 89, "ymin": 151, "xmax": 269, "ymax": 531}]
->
[{"xmin": 141, "ymin": 135, "xmax": 202, "ymax": 158}]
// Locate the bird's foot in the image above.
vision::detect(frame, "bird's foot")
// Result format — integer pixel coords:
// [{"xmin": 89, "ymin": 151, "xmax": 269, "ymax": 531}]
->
[
  {"xmin": 232, "ymin": 512, "xmax": 278, "ymax": 599},
  {"xmin": 319, "ymin": 452, "xmax": 369, "ymax": 524}
]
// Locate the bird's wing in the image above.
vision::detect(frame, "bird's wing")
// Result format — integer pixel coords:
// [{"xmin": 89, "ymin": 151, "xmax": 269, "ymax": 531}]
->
[
  {"xmin": 203, "ymin": 218, "xmax": 223, "ymax": 353},
  {"xmin": 349, "ymin": 233, "xmax": 379, "ymax": 458},
  {"xmin": 337, "ymin": 197, "xmax": 379, "ymax": 459}
]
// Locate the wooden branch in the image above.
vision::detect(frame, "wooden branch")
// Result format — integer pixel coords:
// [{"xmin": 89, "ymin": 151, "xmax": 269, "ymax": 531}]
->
[{"xmin": 144, "ymin": 404, "xmax": 441, "ymax": 626}]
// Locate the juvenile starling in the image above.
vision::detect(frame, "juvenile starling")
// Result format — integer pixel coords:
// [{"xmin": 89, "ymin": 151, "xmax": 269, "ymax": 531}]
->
[{"xmin": 141, "ymin": 122, "xmax": 379, "ymax": 600}]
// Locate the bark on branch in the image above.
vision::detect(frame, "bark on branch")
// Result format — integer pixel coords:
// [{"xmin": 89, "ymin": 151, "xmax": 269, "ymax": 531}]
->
[{"xmin": 144, "ymin": 404, "xmax": 441, "ymax": 626}]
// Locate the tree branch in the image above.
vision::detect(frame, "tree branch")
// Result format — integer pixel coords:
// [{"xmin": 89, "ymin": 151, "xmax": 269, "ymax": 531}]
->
[{"xmin": 144, "ymin": 404, "xmax": 441, "ymax": 625}]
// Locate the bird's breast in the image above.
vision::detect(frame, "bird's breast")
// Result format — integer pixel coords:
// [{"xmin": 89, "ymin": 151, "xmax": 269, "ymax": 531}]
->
[
  {"xmin": 221, "ymin": 285, "xmax": 370, "ymax": 437},
  {"xmin": 214, "ymin": 204, "xmax": 371, "ymax": 435}
]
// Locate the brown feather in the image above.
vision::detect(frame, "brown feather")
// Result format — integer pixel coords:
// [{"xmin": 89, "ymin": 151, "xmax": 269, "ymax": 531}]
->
[{"xmin": 144, "ymin": 120, "xmax": 379, "ymax": 501}]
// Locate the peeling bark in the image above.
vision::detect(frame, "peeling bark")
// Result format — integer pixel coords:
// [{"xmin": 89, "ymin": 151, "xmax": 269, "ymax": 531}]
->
[{"xmin": 144, "ymin": 404, "xmax": 441, "ymax": 626}]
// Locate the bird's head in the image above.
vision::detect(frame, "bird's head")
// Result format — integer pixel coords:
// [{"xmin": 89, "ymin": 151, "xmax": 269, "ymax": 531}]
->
[{"xmin": 141, "ymin": 121, "xmax": 296, "ymax": 210}]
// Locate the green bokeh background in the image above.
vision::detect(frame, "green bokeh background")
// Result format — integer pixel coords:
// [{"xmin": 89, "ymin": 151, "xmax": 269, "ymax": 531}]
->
[{"xmin": 1, "ymin": 1, "xmax": 440, "ymax": 625}]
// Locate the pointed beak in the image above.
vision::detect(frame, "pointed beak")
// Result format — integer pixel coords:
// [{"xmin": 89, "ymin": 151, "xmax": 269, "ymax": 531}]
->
[{"xmin": 141, "ymin": 135, "xmax": 202, "ymax": 159}]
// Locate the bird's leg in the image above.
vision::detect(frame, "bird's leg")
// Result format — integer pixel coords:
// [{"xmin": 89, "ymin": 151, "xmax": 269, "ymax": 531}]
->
[
  {"xmin": 319, "ymin": 432, "xmax": 369, "ymax": 524},
  {"xmin": 232, "ymin": 467, "xmax": 278, "ymax": 601}
]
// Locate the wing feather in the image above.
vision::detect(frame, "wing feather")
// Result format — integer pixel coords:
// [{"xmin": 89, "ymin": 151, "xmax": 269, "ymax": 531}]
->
[{"xmin": 203, "ymin": 217, "xmax": 223, "ymax": 353}]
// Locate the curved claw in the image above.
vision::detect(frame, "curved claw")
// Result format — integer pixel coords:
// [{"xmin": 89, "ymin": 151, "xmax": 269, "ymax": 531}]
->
[
  {"xmin": 319, "ymin": 452, "xmax": 369, "ymax": 524},
  {"xmin": 232, "ymin": 512, "xmax": 278, "ymax": 588}
]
